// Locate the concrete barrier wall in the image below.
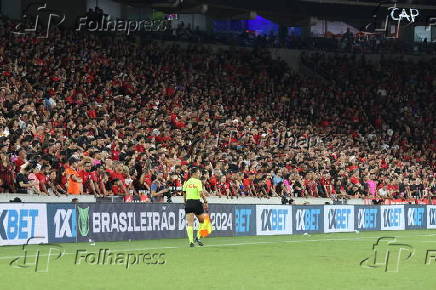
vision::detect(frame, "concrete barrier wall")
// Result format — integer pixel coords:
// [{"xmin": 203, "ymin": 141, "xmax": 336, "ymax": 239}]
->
[{"xmin": 0, "ymin": 193, "xmax": 96, "ymax": 203}]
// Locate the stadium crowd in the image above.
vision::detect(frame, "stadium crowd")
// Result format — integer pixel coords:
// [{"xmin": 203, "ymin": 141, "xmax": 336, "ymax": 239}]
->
[{"xmin": 0, "ymin": 17, "xmax": 435, "ymax": 201}]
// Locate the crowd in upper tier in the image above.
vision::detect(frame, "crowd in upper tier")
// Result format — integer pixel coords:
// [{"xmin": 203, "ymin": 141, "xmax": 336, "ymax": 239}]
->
[
  {"xmin": 0, "ymin": 17, "xmax": 434, "ymax": 201},
  {"xmin": 162, "ymin": 23, "xmax": 436, "ymax": 55}
]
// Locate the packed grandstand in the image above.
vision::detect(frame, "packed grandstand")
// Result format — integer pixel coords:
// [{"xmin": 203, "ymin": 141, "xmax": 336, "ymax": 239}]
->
[{"xmin": 0, "ymin": 16, "xmax": 435, "ymax": 201}]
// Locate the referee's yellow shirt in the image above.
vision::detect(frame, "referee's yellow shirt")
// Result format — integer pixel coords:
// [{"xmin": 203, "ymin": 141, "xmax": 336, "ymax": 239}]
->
[{"xmin": 183, "ymin": 178, "xmax": 203, "ymax": 200}]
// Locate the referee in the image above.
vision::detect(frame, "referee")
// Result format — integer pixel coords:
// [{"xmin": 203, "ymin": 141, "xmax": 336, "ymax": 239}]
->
[{"xmin": 183, "ymin": 167, "xmax": 208, "ymax": 247}]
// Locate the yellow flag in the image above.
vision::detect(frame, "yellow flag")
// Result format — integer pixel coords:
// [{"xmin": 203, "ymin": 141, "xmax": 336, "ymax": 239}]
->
[{"xmin": 199, "ymin": 214, "xmax": 213, "ymax": 238}]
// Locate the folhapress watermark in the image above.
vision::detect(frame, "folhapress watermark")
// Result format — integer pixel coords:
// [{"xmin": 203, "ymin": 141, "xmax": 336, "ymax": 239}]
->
[
  {"xmin": 76, "ymin": 15, "xmax": 172, "ymax": 35},
  {"xmin": 9, "ymin": 237, "xmax": 167, "ymax": 272},
  {"xmin": 75, "ymin": 249, "xmax": 166, "ymax": 269},
  {"xmin": 12, "ymin": 2, "xmax": 174, "ymax": 38},
  {"xmin": 12, "ymin": 3, "xmax": 65, "ymax": 38},
  {"xmin": 360, "ymin": 237, "xmax": 436, "ymax": 272},
  {"xmin": 360, "ymin": 237, "xmax": 414, "ymax": 272},
  {"xmin": 9, "ymin": 237, "xmax": 65, "ymax": 272}
]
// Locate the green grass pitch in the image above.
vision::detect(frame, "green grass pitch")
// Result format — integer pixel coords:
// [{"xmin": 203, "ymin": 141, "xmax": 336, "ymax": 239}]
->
[{"xmin": 1, "ymin": 230, "xmax": 436, "ymax": 290}]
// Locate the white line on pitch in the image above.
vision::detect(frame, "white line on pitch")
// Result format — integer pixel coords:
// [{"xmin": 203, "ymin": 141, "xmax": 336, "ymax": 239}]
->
[
  {"xmin": 1, "ymin": 232, "xmax": 435, "ymax": 260},
  {"xmin": 0, "ymin": 236, "xmax": 407, "ymax": 260}
]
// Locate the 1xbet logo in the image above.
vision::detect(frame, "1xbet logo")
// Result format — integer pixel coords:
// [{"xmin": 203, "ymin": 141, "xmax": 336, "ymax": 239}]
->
[
  {"xmin": 0, "ymin": 209, "xmax": 39, "ymax": 241},
  {"xmin": 13, "ymin": 2, "xmax": 65, "ymax": 38},
  {"xmin": 53, "ymin": 209, "xmax": 77, "ymax": 238},
  {"xmin": 406, "ymin": 207, "xmax": 424, "ymax": 227},
  {"xmin": 328, "ymin": 208, "xmax": 352, "ymax": 230},
  {"xmin": 356, "ymin": 208, "xmax": 378, "ymax": 230},
  {"xmin": 261, "ymin": 209, "xmax": 289, "ymax": 231},
  {"xmin": 295, "ymin": 209, "xmax": 321, "ymax": 231},
  {"xmin": 235, "ymin": 208, "xmax": 252, "ymax": 233},
  {"xmin": 9, "ymin": 237, "xmax": 64, "ymax": 272},
  {"xmin": 360, "ymin": 237, "xmax": 414, "ymax": 272}
]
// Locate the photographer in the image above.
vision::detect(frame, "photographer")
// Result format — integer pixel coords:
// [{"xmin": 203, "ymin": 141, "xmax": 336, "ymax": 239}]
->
[{"xmin": 150, "ymin": 172, "xmax": 170, "ymax": 203}]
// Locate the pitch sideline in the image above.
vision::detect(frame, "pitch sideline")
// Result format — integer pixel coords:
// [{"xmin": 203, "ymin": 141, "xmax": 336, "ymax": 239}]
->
[{"xmin": 1, "ymin": 232, "xmax": 435, "ymax": 260}]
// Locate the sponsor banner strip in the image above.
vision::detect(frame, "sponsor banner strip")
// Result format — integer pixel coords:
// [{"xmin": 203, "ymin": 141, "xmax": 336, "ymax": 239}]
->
[
  {"xmin": 2, "ymin": 203, "xmax": 436, "ymax": 246},
  {"xmin": 0, "ymin": 203, "xmax": 48, "ymax": 246}
]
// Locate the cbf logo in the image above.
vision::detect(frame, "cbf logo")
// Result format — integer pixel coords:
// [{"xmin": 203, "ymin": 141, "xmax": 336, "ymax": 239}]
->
[
  {"xmin": 78, "ymin": 206, "xmax": 90, "ymax": 237},
  {"xmin": 324, "ymin": 206, "xmax": 354, "ymax": 233},
  {"xmin": 295, "ymin": 208, "xmax": 321, "ymax": 233},
  {"xmin": 356, "ymin": 208, "xmax": 379, "ymax": 231},
  {"xmin": 381, "ymin": 206, "xmax": 405, "ymax": 231},
  {"xmin": 405, "ymin": 207, "xmax": 425, "ymax": 230},
  {"xmin": 9, "ymin": 237, "xmax": 64, "ymax": 272},
  {"xmin": 256, "ymin": 206, "xmax": 292, "ymax": 235},
  {"xmin": 360, "ymin": 237, "xmax": 414, "ymax": 272}
]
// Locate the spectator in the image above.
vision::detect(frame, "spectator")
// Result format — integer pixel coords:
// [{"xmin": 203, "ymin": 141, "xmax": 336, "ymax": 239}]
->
[
  {"xmin": 0, "ymin": 18, "xmax": 433, "ymax": 202},
  {"xmin": 16, "ymin": 163, "xmax": 41, "ymax": 194},
  {"xmin": 150, "ymin": 173, "xmax": 169, "ymax": 202},
  {"xmin": 65, "ymin": 158, "xmax": 83, "ymax": 195},
  {"xmin": 0, "ymin": 152, "xmax": 15, "ymax": 192}
]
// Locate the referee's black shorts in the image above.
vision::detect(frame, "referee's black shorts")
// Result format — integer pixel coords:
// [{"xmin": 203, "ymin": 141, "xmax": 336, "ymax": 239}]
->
[{"xmin": 185, "ymin": 199, "xmax": 204, "ymax": 215}]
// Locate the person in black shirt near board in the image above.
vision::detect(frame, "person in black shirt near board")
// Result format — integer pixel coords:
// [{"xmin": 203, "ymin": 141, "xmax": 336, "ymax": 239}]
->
[{"xmin": 16, "ymin": 162, "xmax": 41, "ymax": 194}]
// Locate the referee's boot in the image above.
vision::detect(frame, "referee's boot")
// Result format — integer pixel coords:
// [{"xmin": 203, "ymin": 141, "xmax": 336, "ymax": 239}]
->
[{"xmin": 195, "ymin": 237, "xmax": 204, "ymax": 246}]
